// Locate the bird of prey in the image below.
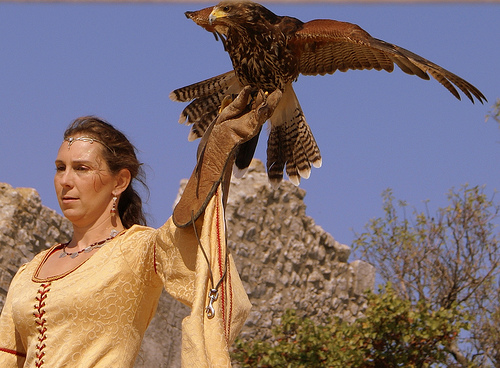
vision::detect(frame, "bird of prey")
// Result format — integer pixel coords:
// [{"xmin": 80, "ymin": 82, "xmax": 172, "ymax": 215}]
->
[{"xmin": 170, "ymin": 1, "xmax": 486, "ymax": 187}]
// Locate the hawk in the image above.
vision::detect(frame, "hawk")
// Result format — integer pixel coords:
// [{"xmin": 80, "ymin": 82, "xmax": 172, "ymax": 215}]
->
[{"xmin": 170, "ymin": 1, "xmax": 486, "ymax": 187}]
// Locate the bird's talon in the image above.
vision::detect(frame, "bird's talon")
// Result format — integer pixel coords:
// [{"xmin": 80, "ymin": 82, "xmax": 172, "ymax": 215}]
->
[{"xmin": 219, "ymin": 95, "xmax": 234, "ymax": 113}]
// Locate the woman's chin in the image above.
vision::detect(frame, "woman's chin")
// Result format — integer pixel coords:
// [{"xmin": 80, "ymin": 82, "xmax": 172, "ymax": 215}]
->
[{"xmin": 61, "ymin": 208, "xmax": 82, "ymax": 224}]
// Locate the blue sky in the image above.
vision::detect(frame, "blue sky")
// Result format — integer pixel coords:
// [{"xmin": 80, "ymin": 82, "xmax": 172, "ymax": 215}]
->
[{"xmin": 0, "ymin": 2, "xmax": 498, "ymax": 251}]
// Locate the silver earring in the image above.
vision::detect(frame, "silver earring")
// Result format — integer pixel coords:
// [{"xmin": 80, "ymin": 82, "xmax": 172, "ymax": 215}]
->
[{"xmin": 111, "ymin": 196, "xmax": 117, "ymax": 215}]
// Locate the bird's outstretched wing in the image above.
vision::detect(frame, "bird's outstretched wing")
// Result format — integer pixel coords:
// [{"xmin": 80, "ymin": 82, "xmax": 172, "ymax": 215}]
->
[{"xmin": 290, "ymin": 19, "xmax": 486, "ymax": 104}]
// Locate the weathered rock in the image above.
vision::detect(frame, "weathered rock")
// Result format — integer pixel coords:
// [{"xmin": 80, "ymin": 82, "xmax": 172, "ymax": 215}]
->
[
  {"xmin": 224, "ymin": 161, "xmax": 375, "ymax": 338},
  {"xmin": 0, "ymin": 183, "xmax": 72, "ymax": 306},
  {"xmin": 0, "ymin": 161, "xmax": 375, "ymax": 367}
]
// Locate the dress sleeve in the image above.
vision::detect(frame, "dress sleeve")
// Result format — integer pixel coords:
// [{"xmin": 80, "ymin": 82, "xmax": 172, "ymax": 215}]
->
[
  {"xmin": 152, "ymin": 213, "xmax": 199, "ymax": 307},
  {"xmin": 0, "ymin": 266, "xmax": 27, "ymax": 368},
  {"xmin": 155, "ymin": 187, "xmax": 252, "ymax": 368}
]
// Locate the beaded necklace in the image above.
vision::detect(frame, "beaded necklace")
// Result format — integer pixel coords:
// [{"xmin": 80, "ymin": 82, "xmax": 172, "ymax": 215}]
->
[{"xmin": 59, "ymin": 230, "xmax": 119, "ymax": 259}]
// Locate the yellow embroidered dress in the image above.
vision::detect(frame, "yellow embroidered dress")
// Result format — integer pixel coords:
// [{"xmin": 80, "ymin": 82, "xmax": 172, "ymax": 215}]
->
[{"xmin": 0, "ymin": 191, "xmax": 250, "ymax": 368}]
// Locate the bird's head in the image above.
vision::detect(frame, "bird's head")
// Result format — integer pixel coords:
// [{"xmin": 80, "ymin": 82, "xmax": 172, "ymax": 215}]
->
[
  {"xmin": 209, "ymin": 2, "xmax": 240, "ymax": 26},
  {"xmin": 208, "ymin": 1, "xmax": 278, "ymax": 28},
  {"xmin": 185, "ymin": 5, "xmax": 230, "ymax": 39}
]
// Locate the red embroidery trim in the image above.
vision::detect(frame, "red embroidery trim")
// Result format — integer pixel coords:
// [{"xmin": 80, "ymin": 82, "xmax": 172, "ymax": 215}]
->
[
  {"xmin": 227, "ymin": 260, "xmax": 233, "ymax": 342},
  {"xmin": 214, "ymin": 192, "xmax": 225, "ymax": 333},
  {"xmin": 0, "ymin": 347, "xmax": 27, "ymax": 357},
  {"xmin": 153, "ymin": 239, "xmax": 158, "ymax": 275},
  {"xmin": 34, "ymin": 282, "xmax": 51, "ymax": 367},
  {"xmin": 215, "ymin": 189, "xmax": 233, "ymax": 344},
  {"xmin": 215, "ymin": 191, "xmax": 225, "ymax": 319}
]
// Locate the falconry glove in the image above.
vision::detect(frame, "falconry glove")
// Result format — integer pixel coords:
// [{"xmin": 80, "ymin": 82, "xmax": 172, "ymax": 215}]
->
[{"xmin": 173, "ymin": 87, "xmax": 282, "ymax": 227}]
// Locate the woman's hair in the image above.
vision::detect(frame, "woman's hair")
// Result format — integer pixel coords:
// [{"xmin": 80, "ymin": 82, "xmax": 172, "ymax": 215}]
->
[{"xmin": 63, "ymin": 116, "xmax": 148, "ymax": 228}]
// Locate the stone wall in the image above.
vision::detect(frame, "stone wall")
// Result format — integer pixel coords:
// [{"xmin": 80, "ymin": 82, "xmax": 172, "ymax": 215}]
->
[
  {"xmin": 0, "ymin": 160, "xmax": 375, "ymax": 367},
  {"xmin": 224, "ymin": 160, "xmax": 375, "ymax": 341}
]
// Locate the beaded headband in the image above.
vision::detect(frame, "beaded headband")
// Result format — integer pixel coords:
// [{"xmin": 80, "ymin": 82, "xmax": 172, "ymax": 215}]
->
[{"xmin": 64, "ymin": 137, "xmax": 113, "ymax": 153}]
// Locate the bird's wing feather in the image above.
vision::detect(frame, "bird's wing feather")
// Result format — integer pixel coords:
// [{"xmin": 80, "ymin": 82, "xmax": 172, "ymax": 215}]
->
[
  {"xmin": 291, "ymin": 19, "xmax": 486, "ymax": 103},
  {"xmin": 169, "ymin": 70, "xmax": 238, "ymax": 103},
  {"xmin": 170, "ymin": 71, "xmax": 243, "ymax": 140}
]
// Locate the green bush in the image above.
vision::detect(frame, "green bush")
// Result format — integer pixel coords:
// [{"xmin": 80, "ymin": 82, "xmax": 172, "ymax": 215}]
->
[{"xmin": 232, "ymin": 284, "xmax": 466, "ymax": 367}]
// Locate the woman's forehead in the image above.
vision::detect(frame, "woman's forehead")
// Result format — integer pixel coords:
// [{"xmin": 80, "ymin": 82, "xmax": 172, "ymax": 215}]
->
[{"xmin": 56, "ymin": 139, "xmax": 103, "ymax": 162}]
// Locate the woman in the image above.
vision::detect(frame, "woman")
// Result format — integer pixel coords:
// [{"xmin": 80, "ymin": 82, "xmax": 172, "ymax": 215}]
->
[{"xmin": 0, "ymin": 88, "xmax": 282, "ymax": 367}]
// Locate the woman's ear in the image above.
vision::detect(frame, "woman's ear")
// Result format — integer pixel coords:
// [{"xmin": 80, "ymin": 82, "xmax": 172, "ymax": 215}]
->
[{"xmin": 114, "ymin": 168, "xmax": 132, "ymax": 195}]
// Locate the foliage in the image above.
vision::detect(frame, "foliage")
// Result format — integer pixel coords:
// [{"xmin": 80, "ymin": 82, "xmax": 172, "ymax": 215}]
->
[
  {"xmin": 353, "ymin": 185, "xmax": 499, "ymax": 367},
  {"xmin": 232, "ymin": 185, "xmax": 499, "ymax": 367},
  {"xmin": 231, "ymin": 285, "xmax": 466, "ymax": 368}
]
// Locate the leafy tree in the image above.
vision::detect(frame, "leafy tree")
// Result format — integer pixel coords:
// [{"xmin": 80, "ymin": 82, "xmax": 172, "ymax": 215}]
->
[
  {"xmin": 231, "ymin": 285, "xmax": 466, "ymax": 368},
  {"xmin": 232, "ymin": 185, "xmax": 498, "ymax": 367},
  {"xmin": 353, "ymin": 185, "xmax": 499, "ymax": 367}
]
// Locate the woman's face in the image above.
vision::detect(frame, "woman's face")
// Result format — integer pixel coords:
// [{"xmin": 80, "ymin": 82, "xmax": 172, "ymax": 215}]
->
[{"xmin": 54, "ymin": 137, "xmax": 117, "ymax": 228}]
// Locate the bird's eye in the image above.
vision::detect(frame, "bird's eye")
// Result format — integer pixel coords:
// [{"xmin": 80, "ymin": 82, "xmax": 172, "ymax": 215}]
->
[{"xmin": 223, "ymin": 6, "xmax": 230, "ymax": 12}]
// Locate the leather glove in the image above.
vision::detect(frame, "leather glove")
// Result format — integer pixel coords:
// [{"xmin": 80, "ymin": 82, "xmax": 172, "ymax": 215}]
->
[{"xmin": 173, "ymin": 87, "xmax": 282, "ymax": 227}]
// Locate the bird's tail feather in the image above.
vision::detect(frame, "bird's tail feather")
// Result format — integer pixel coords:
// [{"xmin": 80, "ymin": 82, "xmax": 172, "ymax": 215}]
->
[{"xmin": 267, "ymin": 85, "xmax": 322, "ymax": 187}]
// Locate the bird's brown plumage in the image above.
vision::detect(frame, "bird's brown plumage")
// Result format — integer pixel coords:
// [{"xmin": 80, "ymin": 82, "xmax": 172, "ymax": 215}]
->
[{"xmin": 171, "ymin": 1, "xmax": 486, "ymax": 187}]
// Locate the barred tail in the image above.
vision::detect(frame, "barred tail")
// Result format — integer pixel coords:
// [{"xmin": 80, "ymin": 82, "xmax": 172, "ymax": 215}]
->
[{"xmin": 267, "ymin": 84, "xmax": 321, "ymax": 187}]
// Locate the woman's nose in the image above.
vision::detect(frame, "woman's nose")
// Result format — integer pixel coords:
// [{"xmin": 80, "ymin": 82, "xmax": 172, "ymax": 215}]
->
[{"xmin": 57, "ymin": 169, "xmax": 74, "ymax": 187}]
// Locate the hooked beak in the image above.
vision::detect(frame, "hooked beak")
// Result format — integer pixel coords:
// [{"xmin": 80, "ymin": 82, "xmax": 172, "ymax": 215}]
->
[{"xmin": 208, "ymin": 7, "xmax": 227, "ymax": 25}]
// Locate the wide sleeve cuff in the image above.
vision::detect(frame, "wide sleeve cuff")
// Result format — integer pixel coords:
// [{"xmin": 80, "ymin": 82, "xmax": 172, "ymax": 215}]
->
[{"xmin": 180, "ymin": 187, "xmax": 251, "ymax": 368}]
